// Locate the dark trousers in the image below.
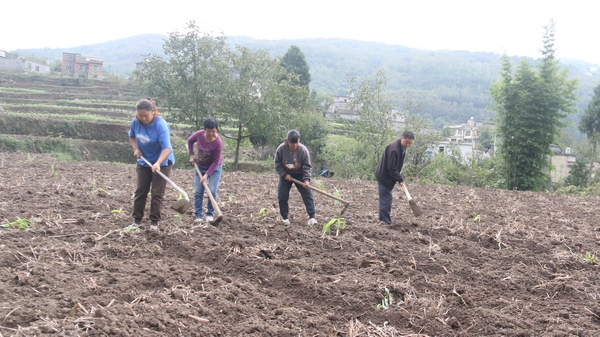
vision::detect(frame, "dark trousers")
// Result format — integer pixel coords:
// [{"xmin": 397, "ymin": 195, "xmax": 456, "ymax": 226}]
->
[
  {"xmin": 278, "ymin": 173, "xmax": 316, "ymax": 219},
  {"xmin": 132, "ymin": 163, "xmax": 172, "ymax": 224},
  {"xmin": 378, "ymin": 180, "xmax": 394, "ymax": 224}
]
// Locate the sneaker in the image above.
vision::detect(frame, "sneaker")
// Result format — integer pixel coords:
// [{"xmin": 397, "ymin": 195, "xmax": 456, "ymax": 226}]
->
[
  {"xmin": 123, "ymin": 223, "xmax": 142, "ymax": 233},
  {"xmin": 205, "ymin": 215, "xmax": 214, "ymax": 223},
  {"xmin": 282, "ymin": 219, "xmax": 290, "ymax": 225},
  {"xmin": 194, "ymin": 218, "xmax": 204, "ymax": 224},
  {"xmin": 308, "ymin": 218, "xmax": 318, "ymax": 225}
]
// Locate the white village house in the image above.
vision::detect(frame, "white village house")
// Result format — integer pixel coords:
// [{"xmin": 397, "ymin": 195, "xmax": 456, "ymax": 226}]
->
[{"xmin": 0, "ymin": 50, "xmax": 50, "ymax": 74}]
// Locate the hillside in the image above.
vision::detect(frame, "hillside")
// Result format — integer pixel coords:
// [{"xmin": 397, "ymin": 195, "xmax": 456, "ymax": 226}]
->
[{"xmin": 12, "ymin": 34, "xmax": 600, "ymax": 132}]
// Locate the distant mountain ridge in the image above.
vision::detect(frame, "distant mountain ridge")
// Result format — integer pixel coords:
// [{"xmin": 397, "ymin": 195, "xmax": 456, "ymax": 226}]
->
[{"xmin": 12, "ymin": 34, "xmax": 600, "ymax": 131}]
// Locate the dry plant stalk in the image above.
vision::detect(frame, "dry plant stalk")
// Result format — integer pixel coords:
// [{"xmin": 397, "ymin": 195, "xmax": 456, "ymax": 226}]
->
[
  {"xmin": 462, "ymin": 219, "xmax": 471, "ymax": 238},
  {"xmin": 347, "ymin": 318, "xmax": 422, "ymax": 336},
  {"xmin": 409, "ymin": 255, "xmax": 417, "ymax": 269},
  {"xmin": 187, "ymin": 315, "xmax": 209, "ymax": 323},
  {"xmin": 453, "ymin": 284, "xmax": 468, "ymax": 307}
]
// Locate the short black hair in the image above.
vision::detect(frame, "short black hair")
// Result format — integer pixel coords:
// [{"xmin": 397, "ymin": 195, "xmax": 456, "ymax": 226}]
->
[
  {"xmin": 286, "ymin": 130, "xmax": 300, "ymax": 143},
  {"xmin": 402, "ymin": 131, "xmax": 415, "ymax": 139},
  {"xmin": 204, "ymin": 117, "xmax": 218, "ymax": 130}
]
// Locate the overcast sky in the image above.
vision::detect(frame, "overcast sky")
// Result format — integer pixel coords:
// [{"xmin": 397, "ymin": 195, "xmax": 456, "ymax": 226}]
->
[{"xmin": 2, "ymin": 0, "xmax": 596, "ymax": 64}]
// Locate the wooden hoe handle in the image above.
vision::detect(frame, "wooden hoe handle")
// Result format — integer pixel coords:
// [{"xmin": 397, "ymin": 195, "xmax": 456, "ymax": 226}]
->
[
  {"xmin": 289, "ymin": 177, "xmax": 350, "ymax": 206},
  {"xmin": 140, "ymin": 156, "xmax": 189, "ymax": 201},
  {"xmin": 193, "ymin": 163, "xmax": 223, "ymax": 217}
]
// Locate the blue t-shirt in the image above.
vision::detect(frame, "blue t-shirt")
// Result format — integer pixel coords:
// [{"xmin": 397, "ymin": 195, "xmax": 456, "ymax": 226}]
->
[{"xmin": 128, "ymin": 116, "xmax": 175, "ymax": 167}]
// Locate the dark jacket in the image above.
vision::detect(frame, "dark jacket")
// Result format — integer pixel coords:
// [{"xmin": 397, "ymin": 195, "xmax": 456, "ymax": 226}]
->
[
  {"xmin": 375, "ymin": 138, "xmax": 406, "ymax": 190},
  {"xmin": 274, "ymin": 141, "xmax": 312, "ymax": 182}
]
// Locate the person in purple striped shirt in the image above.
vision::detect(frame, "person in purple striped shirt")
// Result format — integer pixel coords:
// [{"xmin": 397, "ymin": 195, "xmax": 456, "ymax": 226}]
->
[{"xmin": 187, "ymin": 117, "xmax": 223, "ymax": 223}]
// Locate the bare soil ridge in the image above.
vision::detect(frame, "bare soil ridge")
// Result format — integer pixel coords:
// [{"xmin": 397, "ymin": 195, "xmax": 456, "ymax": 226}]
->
[{"xmin": 1, "ymin": 152, "xmax": 600, "ymax": 336}]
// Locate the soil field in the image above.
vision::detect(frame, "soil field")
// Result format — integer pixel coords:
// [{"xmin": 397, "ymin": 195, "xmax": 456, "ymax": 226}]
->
[{"xmin": 1, "ymin": 152, "xmax": 600, "ymax": 337}]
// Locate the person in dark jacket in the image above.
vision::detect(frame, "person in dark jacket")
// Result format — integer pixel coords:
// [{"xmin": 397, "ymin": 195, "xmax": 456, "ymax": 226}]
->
[
  {"xmin": 374, "ymin": 131, "xmax": 415, "ymax": 224},
  {"xmin": 274, "ymin": 130, "xmax": 317, "ymax": 225}
]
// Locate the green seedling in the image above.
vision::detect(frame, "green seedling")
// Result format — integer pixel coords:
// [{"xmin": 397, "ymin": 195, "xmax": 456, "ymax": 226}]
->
[
  {"xmin": 471, "ymin": 214, "xmax": 481, "ymax": 223},
  {"xmin": 228, "ymin": 195, "xmax": 236, "ymax": 202},
  {"xmin": 50, "ymin": 162, "xmax": 58, "ymax": 178},
  {"xmin": 123, "ymin": 224, "xmax": 141, "ymax": 233},
  {"xmin": 258, "ymin": 208, "xmax": 269, "ymax": 217},
  {"xmin": 321, "ymin": 217, "xmax": 346, "ymax": 237},
  {"xmin": 94, "ymin": 187, "xmax": 110, "ymax": 196},
  {"xmin": 377, "ymin": 287, "xmax": 393, "ymax": 310},
  {"xmin": 579, "ymin": 251, "xmax": 599, "ymax": 264},
  {"xmin": 314, "ymin": 180, "xmax": 325, "ymax": 190},
  {"xmin": 3, "ymin": 217, "xmax": 34, "ymax": 229},
  {"xmin": 110, "ymin": 208, "xmax": 123, "ymax": 221},
  {"xmin": 91, "ymin": 179, "xmax": 110, "ymax": 196},
  {"xmin": 175, "ymin": 212, "xmax": 184, "ymax": 225}
]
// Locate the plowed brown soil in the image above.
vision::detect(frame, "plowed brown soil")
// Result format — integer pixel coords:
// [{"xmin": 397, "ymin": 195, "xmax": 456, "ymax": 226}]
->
[{"xmin": 1, "ymin": 152, "xmax": 600, "ymax": 337}]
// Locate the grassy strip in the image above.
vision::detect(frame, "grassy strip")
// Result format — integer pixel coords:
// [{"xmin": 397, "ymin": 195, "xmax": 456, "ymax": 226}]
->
[
  {"xmin": 0, "ymin": 114, "xmax": 128, "ymax": 142},
  {"xmin": 0, "ymin": 87, "xmax": 46, "ymax": 94},
  {"xmin": 2, "ymin": 103, "xmax": 131, "ymax": 113},
  {"xmin": 0, "ymin": 135, "xmax": 133, "ymax": 163},
  {"xmin": 1, "ymin": 110, "xmax": 129, "ymax": 123}
]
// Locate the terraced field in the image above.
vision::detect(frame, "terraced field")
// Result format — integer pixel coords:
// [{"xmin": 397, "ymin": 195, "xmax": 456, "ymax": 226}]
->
[{"xmin": 0, "ymin": 74, "xmax": 177, "ymax": 164}]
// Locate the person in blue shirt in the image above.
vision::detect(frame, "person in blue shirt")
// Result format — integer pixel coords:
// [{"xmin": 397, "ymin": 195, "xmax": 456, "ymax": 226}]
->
[{"xmin": 127, "ymin": 98, "xmax": 175, "ymax": 231}]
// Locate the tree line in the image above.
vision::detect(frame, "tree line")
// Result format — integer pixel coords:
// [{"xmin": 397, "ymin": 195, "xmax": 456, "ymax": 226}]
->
[{"xmin": 136, "ymin": 20, "xmax": 598, "ymax": 193}]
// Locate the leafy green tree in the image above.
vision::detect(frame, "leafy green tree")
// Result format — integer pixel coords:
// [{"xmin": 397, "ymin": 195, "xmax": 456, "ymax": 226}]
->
[
  {"xmin": 401, "ymin": 97, "xmax": 440, "ymax": 178},
  {"xmin": 218, "ymin": 46, "xmax": 295, "ymax": 170},
  {"xmin": 579, "ymin": 83, "xmax": 600, "ymax": 186},
  {"xmin": 50, "ymin": 60, "xmax": 62, "ymax": 72},
  {"xmin": 415, "ymin": 153, "xmax": 462, "ymax": 185},
  {"xmin": 564, "ymin": 161, "xmax": 589, "ymax": 188},
  {"xmin": 490, "ymin": 21, "xmax": 578, "ymax": 191},
  {"xmin": 293, "ymin": 111, "xmax": 331, "ymax": 167},
  {"xmin": 474, "ymin": 125, "xmax": 495, "ymax": 152},
  {"xmin": 310, "ymin": 90, "xmax": 334, "ymax": 118},
  {"xmin": 461, "ymin": 151, "xmax": 504, "ymax": 188},
  {"xmin": 347, "ymin": 69, "xmax": 399, "ymax": 178},
  {"xmin": 135, "ymin": 21, "xmax": 229, "ymax": 128},
  {"xmin": 440, "ymin": 127, "xmax": 452, "ymax": 138},
  {"xmin": 319, "ymin": 135, "xmax": 361, "ymax": 179}
]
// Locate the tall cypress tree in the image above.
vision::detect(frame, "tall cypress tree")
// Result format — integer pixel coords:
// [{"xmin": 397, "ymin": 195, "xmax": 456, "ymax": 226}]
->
[
  {"xmin": 279, "ymin": 45, "xmax": 311, "ymax": 89},
  {"xmin": 490, "ymin": 20, "xmax": 578, "ymax": 191},
  {"xmin": 279, "ymin": 45, "xmax": 312, "ymax": 111}
]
